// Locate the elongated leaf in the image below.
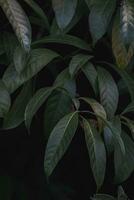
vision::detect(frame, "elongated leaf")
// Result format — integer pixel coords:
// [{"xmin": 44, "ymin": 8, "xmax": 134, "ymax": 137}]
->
[
  {"xmin": 80, "ymin": 97, "xmax": 107, "ymax": 131},
  {"xmin": 118, "ymin": 186, "xmax": 128, "ymax": 200},
  {"xmin": 44, "ymin": 112, "xmax": 78, "ymax": 177},
  {"xmin": 25, "ymin": 87, "xmax": 53, "ymax": 130},
  {"xmin": 32, "ymin": 34, "xmax": 91, "ymax": 51},
  {"xmin": 82, "ymin": 62, "xmax": 98, "ymax": 95},
  {"xmin": 122, "ymin": 117, "xmax": 134, "ymax": 139},
  {"xmin": 44, "ymin": 89, "xmax": 73, "ymax": 139},
  {"xmin": 0, "ymin": 80, "xmax": 11, "ymax": 118},
  {"xmin": 120, "ymin": 0, "xmax": 134, "ymax": 48},
  {"xmin": 122, "ymin": 101, "xmax": 134, "ymax": 114},
  {"xmin": 112, "ymin": 13, "xmax": 133, "ymax": 68},
  {"xmin": 3, "ymin": 81, "xmax": 32, "ymax": 129},
  {"xmin": 114, "ymin": 132, "xmax": 134, "ymax": 183},
  {"xmin": 92, "ymin": 194, "xmax": 116, "ymax": 200},
  {"xmin": 103, "ymin": 126, "xmax": 114, "ymax": 154},
  {"xmin": 3, "ymin": 48, "xmax": 59, "ymax": 93},
  {"xmin": 98, "ymin": 67, "xmax": 119, "ymax": 120},
  {"xmin": 52, "ymin": 0, "xmax": 78, "ymax": 29},
  {"xmin": 69, "ymin": 54, "xmax": 92, "ymax": 77},
  {"xmin": 54, "ymin": 68, "xmax": 76, "ymax": 97},
  {"xmin": 83, "ymin": 117, "xmax": 106, "ymax": 190},
  {"xmin": 23, "ymin": 0, "xmax": 50, "ymax": 30},
  {"xmin": 89, "ymin": 0, "xmax": 116, "ymax": 43},
  {"xmin": 0, "ymin": 0, "xmax": 31, "ymax": 51},
  {"xmin": 13, "ymin": 46, "xmax": 28, "ymax": 73}
]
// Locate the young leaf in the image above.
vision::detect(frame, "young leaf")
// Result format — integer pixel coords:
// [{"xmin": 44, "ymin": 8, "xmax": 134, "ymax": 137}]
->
[
  {"xmin": 114, "ymin": 132, "xmax": 134, "ymax": 183},
  {"xmin": 0, "ymin": 80, "xmax": 11, "ymax": 118},
  {"xmin": 89, "ymin": 0, "xmax": 116, "ymax": 43},
  {"xmin": 44, "ymin": 89, "xmax": 73, "ymax": 140},
  {"xmin": 69, "ymin": 54, "xmax": 92, "ymax": 77},
  {"xmin": 112, "ymin": 13, "xmax": 133, "ymax": 68},
  {"xmin": 0, "ymin": 0, "xmax": 31, "ymax": 51},
  {"xmin": 52, "ymin": 0, "xmax": 78, "ymax": 29},
  {"xmin": 23, "ymin": 0, "xmax": 50, "ymax": 31},
  {"xmin": 120, "ymin": 0, "xmax": 134, "ymax": 48},
  {"xmin": 25, "ymin": 87, "xmax": 54, "ymax": 130},
  {"xmin": 82, "ymin": 62, "xmax": 98, "ymax": 95},
  {"xmin": 3, "ymin": 48, "xmax": 59, "ymax": 93},
  {"xmin": 3, "ymin": 81, "xmax": 32, "ymax": 129},
  {"xmin": 83, "ymin": 117, "xmax": 106, "ymax": 190},
  {"xmin": 98, "ymin": 67, "xmax": 119, "ymax": 120},
  {"xmin": 32, "ymin": 34, "xmax": 91, "ymax": 51},
  {"xmin": 44, "ymin": 112, "xmax": 78, "ymax": 177}
]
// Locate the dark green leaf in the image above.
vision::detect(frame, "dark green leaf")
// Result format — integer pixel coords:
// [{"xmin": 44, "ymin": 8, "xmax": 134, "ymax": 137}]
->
[
  {"xmin": 32, "ymin": 34, "xmax": 91, "ymax": 51},
  {"xmin": 44, "ymin": 112, "xmax": 78, "ymax": 177},
  {"xmin": 89, "ymin": 0, "xmax": 116, "ymax": 43},
  {"xmin": 91, "ymin": 194, "xmax": 116, "ymax": 200},
  {"xmin": 52, "ymin": 0, "xmax": 78, "ymax": 29},
  {"xmin": 98, "ymin": 67, "xmax": 119, "ymax": 120},
  {"xmin": 69, "ymin": 54, "xmax": 92, "ymax": 77},
  {"xmin": 25, "ymin": 87, "xmax": 53, "ymax": 130},
  {"xmin": 3, "ymin": 81, "xmax": 32, "ymax": 129},
  {"xmin": 83, "ymin": 117, "xmax": 106, "ymax": 190},
  {"xmin": 44, "ymin": 89, "xmax": 73, "ymax": 140},
  {"xmin": 118, "ymin": 186, "xmax": 128, "ymax": 200},
  {"xmin": 0, "ymin": 80, "xmax": 11, "ymax": 118}
]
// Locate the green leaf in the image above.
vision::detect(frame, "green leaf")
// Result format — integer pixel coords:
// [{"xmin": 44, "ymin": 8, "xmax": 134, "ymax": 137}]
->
[
  {"xmin": 44, "ymin": 89, "xmax": 73, "ymax": 140},
  {"xmin": 103, "ymin": 126, "xmax": 114, "ymax": 154},
  {"xmin": 0, "ymin": 80, "xmax": 11, "ymax": 118},
  {"xmin": 83, "ymin": 117, "xmax": 106, "ymax": 190},
  {"xmin": 82, "ymin": 62, "xmax": 98, "ymax": 95},
  {"xmin": 0, "ymin": 0, "xmax": 31, "ymax": 51},
  {"xmin": 114, "ymin": 132, "xmax": 134, "ymax": 183},
  {"xmin": 69, "ymin": 54, "xmax": 92, "ymax": 77},
  {"xmin": 54, "ymin": 68, "xmax": 76, "ymax": 98},
  {"xmin": 80, "ymin": 97, "xmax": 107, "ymax": 131},
  {"xmin": 3, "ymin": 48, "xmax": 59, "ymax": 93},
  {"xmin": 120, "ymin": 0, "xmax": 134, "ymax": 48},
  {"xmin": 98, "ymin": 67, "xmax": 119, "ymax": 120},
  {"xmin": 25, "ymin": 87, "xmax": 53, "ymax": 130},
  {"xmin": 89, "ymin": 0, "xmax": 116, "ymax": 43},
  {"xmin": 3, "ymin": 81, "xmax": 32, "ymax": 129},
  {"xmin": 52, "ymin": 0, "xmax": 78, "ymax": 29},
  {"xmin": 122, "ymin": 101, "xmax": 134, "ymax": 114},
  {"xmin": 13, "ymin": 46, "xmax": 29, "ymax": 73},
  {"xmin": 122, "ymin": 117, "xmax": 134, "ymax": 139},
  {"xmin": 23, "ymin": 0, "xmax": 50, "ymax": 31},
  {"xmin": 91, "ymin": 194, "xmax": 116, "ymax": 200},
  {"xmin": 44, "ymin": 112, "xmax": 78, "ymax": 177},
  {"xmin": 112, "ymin": 13, "xmax": 133, "ymax": 68},
  {"xmin": 118, "ymin": 186, "xmax": 128, "ymax": 200},
  {"xmin": 32, "ymin": 34, "xmax": 91, "ymax": 51}
]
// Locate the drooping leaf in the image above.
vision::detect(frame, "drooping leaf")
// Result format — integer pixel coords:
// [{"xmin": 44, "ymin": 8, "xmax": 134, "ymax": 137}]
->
[
  {"xmin": 0, "ymin": 80, "xmax": 11, "ymax": 118},
  {"xmin": 25, "ymin": 87, "xmax": 54, "ymax": 130},
  {"xmin": 82, "ymin": 62, "xmax": 98, "ymax": 95},
  {"xmin": 23, "ymin": 0, "xmax": 50, "ymax": 30},
  {"xmin": 3, "ymin": 48, "xmax": 59, "ymax": 93},
  {"xmin": 44, "ymin": 112, "xmax": 78, "ymax": 177},
  {"xmin": 89, "ymin": 0, "xmax": 116, "ymax": 43},
  {"xmin": 114, "ymin": 131, "xmax": 134, "ymax": 183},
  {"xmin": 52, "ymin": 0, "xmax": 78, "ymax": 29},
  {"xmin": 54, "ymin": 68, "xmax": 76, "ymax": 97},
  {"xmin": 80, "ymin": 97, "xmax": 107, "ymax": 131},
  {"xmin": 112, "ymin": 13, "xmax": 133, "ymax": 68},
  {"xmin": 44, "ymin": 89, "xmax": 73, "ymax": 140},
  {"xmin": 0, "ymin": 0, "xmax": 31, "ymax": 51},
  {"xmin": 91, "ymin": 194, "xmax": 116, "ymax": 200},
  {"xmin": 3, "ymin": 81, "xmax": 33, "ymax": 129},
  {"xmin": 32, "ymin": 34, "xmax": 91, "ymax": 51},
  {"xmin": 98, "ymin": 67, "xmax": 119, "ymax": 120},
  {"xmin": 82, "ymin": 117, "xmax": 106, "ymax": 190},
  {"xmin": 69, "ymin": 54, "xmax": 92, "ymax": 77},
  {"xmin": 13, "ymin": 46, "xmax": 29, "ymax": 73}
]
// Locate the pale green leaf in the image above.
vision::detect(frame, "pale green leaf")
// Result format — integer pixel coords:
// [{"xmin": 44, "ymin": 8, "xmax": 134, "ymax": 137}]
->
[
  {"xmin": 44, "ymin": 112, "xmax": 78, "ymax": 177},
  {"xmin": 0, "ymin": 0, "xmax": 31, "ymax": 51}
]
